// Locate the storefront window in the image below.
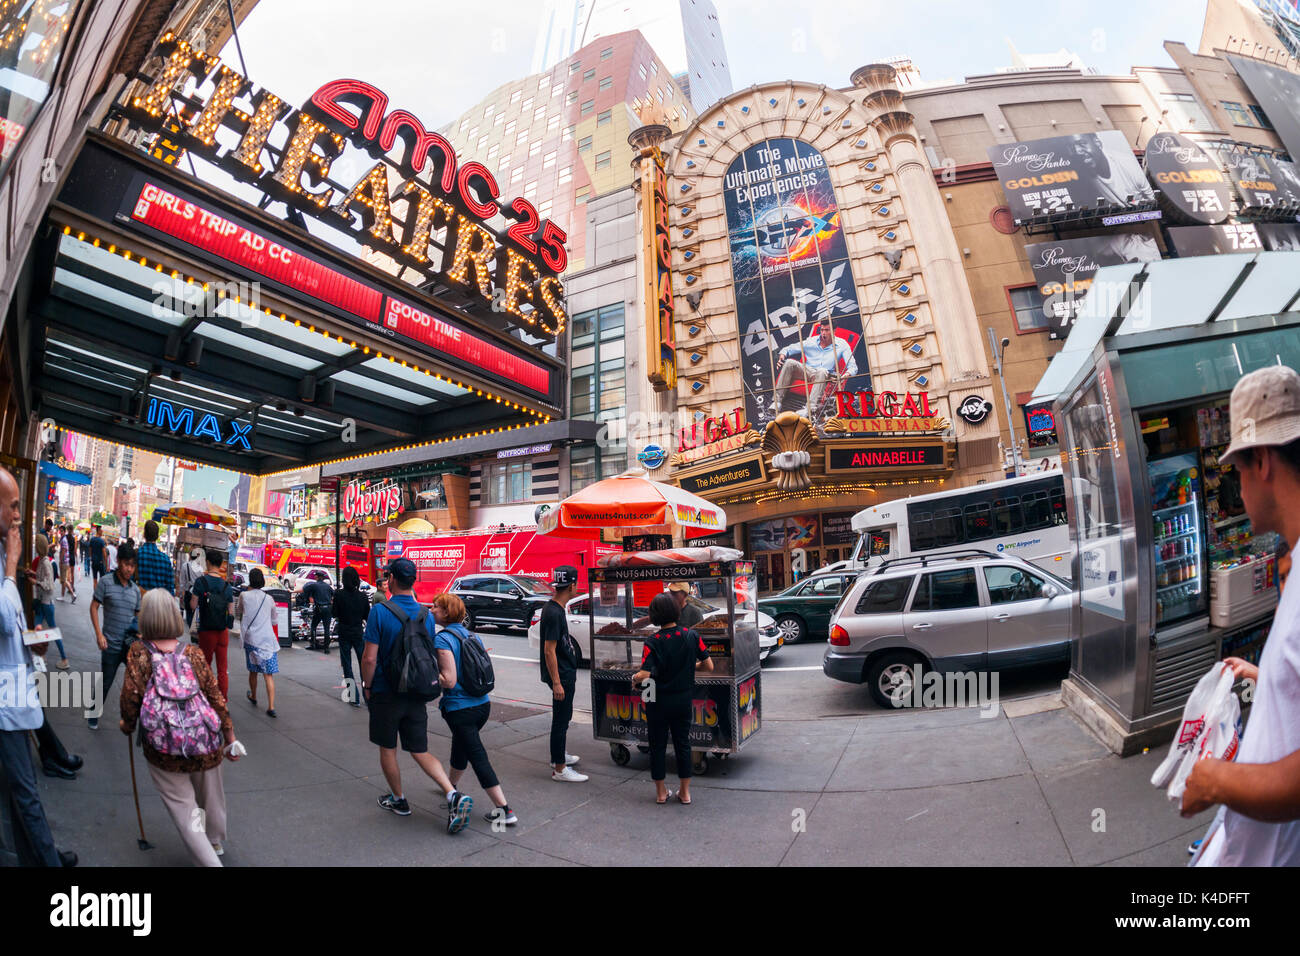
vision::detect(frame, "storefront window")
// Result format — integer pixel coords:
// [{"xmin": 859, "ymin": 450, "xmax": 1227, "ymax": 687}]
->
[
  {"xmin": 1121, "ymin": 328, "xmax": 1300, "ymax": 409},
  {"xmin": 482, "ymin": 460, "xmax": 532, "ymax": 504},
  {"xmin": 0, "ymin": 0, "xmax": 81, "ymax": 178},
  {"xmin": 569, "ymin": 444, "xmax": 626, "ymax": 491}
]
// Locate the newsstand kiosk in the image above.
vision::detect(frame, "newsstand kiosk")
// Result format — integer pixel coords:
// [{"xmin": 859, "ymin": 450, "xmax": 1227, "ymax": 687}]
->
[{"xmin": 587, "ymin": 548, "xmax": 762, "ymax": 774}]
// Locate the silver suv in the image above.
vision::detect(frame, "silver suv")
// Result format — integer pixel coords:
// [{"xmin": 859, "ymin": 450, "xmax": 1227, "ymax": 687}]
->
[{"xmin": 822, "ymin": 549, "xmax": 1072, "ymax": 707}]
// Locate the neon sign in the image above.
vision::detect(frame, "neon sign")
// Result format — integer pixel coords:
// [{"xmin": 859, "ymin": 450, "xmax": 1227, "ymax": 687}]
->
[
  {"xmin": 342, "ymin": 478, "xmax": 401, "ymax": 524},
  {"xmin": 145, "ymin": 397, "xmax": 253, "ymax": 449},
  {"xmin": 640, "ymin": 146, "xmax": 674, "ymax": 390},
  {"xmin": 125, "ymin": 35, "xmax": 567, "ymax": 336}
]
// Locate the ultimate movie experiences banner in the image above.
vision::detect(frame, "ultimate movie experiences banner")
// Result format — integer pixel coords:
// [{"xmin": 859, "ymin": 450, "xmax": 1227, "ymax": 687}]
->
[{"xmin": 724, "ymin": 137, "xmax": 872, "ymax": 434}]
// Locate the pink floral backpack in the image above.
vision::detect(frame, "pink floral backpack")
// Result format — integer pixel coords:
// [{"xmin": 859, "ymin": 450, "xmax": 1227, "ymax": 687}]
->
[{"xmin": 139, "ymin": 643, "xmax": 222, "ymax": 758}]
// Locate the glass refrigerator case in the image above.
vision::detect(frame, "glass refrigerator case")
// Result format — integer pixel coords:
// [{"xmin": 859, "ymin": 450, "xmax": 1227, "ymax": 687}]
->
[{"xmin": 1148, "ymin": 450, "xmax": 1206, "ymax": 626}]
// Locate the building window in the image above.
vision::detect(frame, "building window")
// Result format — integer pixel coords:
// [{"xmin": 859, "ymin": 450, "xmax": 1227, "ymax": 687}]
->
[
  {"xmin": 583, "ymin": 68, "xmax": 595, "ymax": 82},
  {"xmin": 494, "ymin": 113, "xmax": 504, "ymax": 126},
  {"xmin": 459, "ymin": 118, "xmax": 469, "ymax": 132},
  {"xmin": 650, "ymin": 61, "xmax": 658, "ymax": 75},
  {"xmin": 522, "ymin": 97, "xmax": 533, "ymax": 112},
  {"xmin": 524, "ymin": 180, "xmax": 538, "ymax": 199},
  {"xmin": 581, "ymin": 99, "xmax": 594, "ymax": 116},
  {"xmin": 529, "ymin": 140, "xmax": 542, "ymax": 157},
  {"xmin": 600, "ymin": 46, "xmax": 613, "ymax": 60},
  {"xmin": 539, "ymin": 76, "xmax": 549, "ymax": 90},
  {"xmin": 543, "ymin": 150, "xmax": 557, "ymax": 169},
  {"xmin": 483, "ymin": 104, "xmax": 494, "ymax": 120},
  {"xmin": 547, "ymin": 115, "xmax": 560, "ymax": 134},
  {"xmin": 599, "ymin": 76, "xmax": 613, "ymax": 90},
  {"xmin": 539, "ymin": 199, "xmax": 553, "ymax": 219},
  {"xmin": 558, "ymin": 164, "xmax": 573, "ymax": 184},
  {"xmin": 1008, "ymin": 285, "xmax": 1048, "ymax": 333},
  {"xmin": 483, "ymin": 460, "xmax": 532, "ymax": 504},
  {"xmin": 499, "ymin": 153, "xmax": 511, "ymax": 171},
  {"xmin": 570, "ymin": 60, "xmax": 581, "ymax": 73},
  {"xmin": 570, "ymin": 303, "xmax": 626, "ymax": 426},
  {"xmin": 595, "ymin": 150, "xmax": 612, "ymax": 170},
  {"xmin": 597, "ymin": 108, "xmax": 612, "ymax": 127},
  {"xmin": 504, "ymin": 120, "xmax": 515, "ymax": 137},
  {"xmin": 487, "ymin": 144, "xmax": 499, "ymax": 160},
  {"xmin": 1249, "ymin": 104, "xmax": 1273, "ymax": 129},
  {"xmin": 510, "ymin": 89, "xmax": 522, "ymax": 104},
  {"xmin": 511, "ymin": 167, "xmax": 524, "ymax": 183},
  {"xmin": 564, "ymin": 124, "xmax": 575, "ymax": 141},
  {"xmin": 468, "ymin": 126, "xmax": 478, "ymax": 140},
  {"xmin": 638, "ymin": 64, "xmax": 647, "ymax": 80},
  {"xmin": 516, "ymin": 130, "xmax": 528, "ymax": 146},
  {"xmin": 567, "ymin": 91, "xmax": 578, "ymax": 105},
  {"xmin": 534, "ymin": 106, "xmax": 547, "ymax": 122},
  {"xmin": 478, "ymin": 135, "xmax": 488, "ymax": 150},
  {"xmin": 1222, "ymin": 101, "xmax": 1257, "ymax": 127},
  {"xmin": 576, "ymin": 185, "xmax": 591, "ymax": 203},
  {"xmin": 578, "ymin": 135, "xmax": 593, "ymax": 153}
]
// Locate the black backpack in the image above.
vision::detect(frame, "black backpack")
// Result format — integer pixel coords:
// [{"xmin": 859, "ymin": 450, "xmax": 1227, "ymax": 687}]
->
[
  {"xmin": 196, "ymin": 576, "xmax": 234, "ymax": 631},
  {"xmin": 448, "ymin": 627, "xmax": 495, "ymax": 697},
  {"xmin": 380, "ymin": 600, "xmax": 441, "ymax": 701}
]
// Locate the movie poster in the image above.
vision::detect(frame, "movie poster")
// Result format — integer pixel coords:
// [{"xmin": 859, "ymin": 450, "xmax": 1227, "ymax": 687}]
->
[
  {"xmin": 725, "ymin": 137, "xmax": 872, "ymax": 434},
  {"xmin": 988, "ymin": 130, "xmax": 1155, "ymax": 221}
]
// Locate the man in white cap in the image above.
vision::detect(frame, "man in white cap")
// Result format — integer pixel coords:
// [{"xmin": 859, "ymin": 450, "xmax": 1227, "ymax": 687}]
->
[{"xmin": 1182, "ymin": 365, "xmax": 1300, "ymax": 865}]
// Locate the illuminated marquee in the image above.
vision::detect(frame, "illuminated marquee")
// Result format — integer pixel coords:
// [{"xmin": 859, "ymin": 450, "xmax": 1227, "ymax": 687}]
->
[
  {"xmin": 146, "ymin": 397, "xmax": 253, "ymax": 449},
  {"xmin": 342, "ymin": 478, "xmax": 401, "ymax": 524},
  {"xmin": 640, "ymin": 146, "xmax": 675, "ymax": 390},
  {"xmin": 125, "ymin": 35, "xmax": 567, "ymax": 336}
]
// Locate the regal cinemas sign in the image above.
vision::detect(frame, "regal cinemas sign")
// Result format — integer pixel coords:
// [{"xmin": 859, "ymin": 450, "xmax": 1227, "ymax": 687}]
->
[
  {"xmin": 675, "ymin": 407, "xmax": 756, "ymax": 464},
  {"xmin": 126, "ymin": 35, "xmax": 567, "ymax": 335},
  {"xmin": 824, "ymin": 391, "xmax": 947, "ymax": 433}
]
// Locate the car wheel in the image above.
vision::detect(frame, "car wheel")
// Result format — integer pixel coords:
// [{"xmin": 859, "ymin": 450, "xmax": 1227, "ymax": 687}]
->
[
  {"xmin": 866, "ymin": 651, "xmax": 923, "ymax": 709},
  {"xmin": 465, "ymin": 610, "xmax": 476, "ymax": 630},
  {"xmin": 776, "ymin": 614, "xmax": 805, "ymax": 645}
]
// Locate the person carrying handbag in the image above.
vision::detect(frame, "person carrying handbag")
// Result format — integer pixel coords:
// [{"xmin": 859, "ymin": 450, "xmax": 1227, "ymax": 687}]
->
[
  {"xmin": 238, "ymin": 568, "xmax": 279, "ymax": 717},
  {"xmin": 190, "ymin": 550, "xmax": 235, "ymax": 702}
]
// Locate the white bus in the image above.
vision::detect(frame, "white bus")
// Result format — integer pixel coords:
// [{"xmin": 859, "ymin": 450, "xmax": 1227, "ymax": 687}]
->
[{"xmin": 821, "ymin": 472, "xmax": 1073, "ymax": 580}]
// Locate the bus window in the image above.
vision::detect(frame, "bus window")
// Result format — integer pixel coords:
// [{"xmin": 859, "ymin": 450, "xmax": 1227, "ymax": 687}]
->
[
  {"xmin": 963, "ymin": 502, "xmax": 993, "ymax": 541},
  {"xmin": 1049, "ymin": 488, "xmax": 1068, "ymax": 525},
  {"xmin": 1022, "ymin": 490, "xmax": 1051, "ymax": 530},
  {"xmin": 911, "ymin": 513, "xmax": 934, "ymax": 551},
  {"xmin": 993, "ymin": 496, "xmax": 1022, "ymax": 535},
  {"xmin": 868, "ymin": 530, "xmax": 891, "ymax": 557},
  {"xmin": 933, "ymin": 507, "xmax": 963, "ymax": 547}
]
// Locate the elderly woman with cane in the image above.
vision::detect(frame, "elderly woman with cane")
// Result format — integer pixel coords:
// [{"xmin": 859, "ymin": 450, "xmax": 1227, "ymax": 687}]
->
[{"xmin": 120, "ymin": 588, "xmax": 241, "ymax": 865}]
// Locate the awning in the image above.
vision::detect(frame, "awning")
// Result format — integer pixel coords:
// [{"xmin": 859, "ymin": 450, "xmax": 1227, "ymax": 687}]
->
[
  {"xmin": 34, "ymin": 138, "xmax": 564, "ymax": 475},
  {"xmin": 38, "ymin": 460, "xmax": 92, "ymax": 485},
  {"xmin": 1032, "ymin": 250, "xmax": 1300, "ymax": 405}
]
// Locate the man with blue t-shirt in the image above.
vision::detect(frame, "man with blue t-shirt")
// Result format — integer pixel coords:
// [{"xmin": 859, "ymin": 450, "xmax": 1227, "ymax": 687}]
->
[
  {"xmin": 361, "ymin": 557, "xmax": 473, "ymax": 834},
  {"xmin": 771, "ymin": 324, "xmax": 856, "ymax": 420}
]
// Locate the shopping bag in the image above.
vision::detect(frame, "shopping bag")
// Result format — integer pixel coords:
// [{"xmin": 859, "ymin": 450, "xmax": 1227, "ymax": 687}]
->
[
  {"xmin": 1150, "ymin": 661, "xmax": 1241, "ymax": 801},
  {"xmin": 1189, "ymin": 805, "xmax": 1227, "ymax": 867}
]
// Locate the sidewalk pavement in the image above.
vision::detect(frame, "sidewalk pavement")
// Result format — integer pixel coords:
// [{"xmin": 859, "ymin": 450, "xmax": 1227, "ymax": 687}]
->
[{"xmin": 32, "ymin": 573, "xmax": 1212, "ymax": 866}]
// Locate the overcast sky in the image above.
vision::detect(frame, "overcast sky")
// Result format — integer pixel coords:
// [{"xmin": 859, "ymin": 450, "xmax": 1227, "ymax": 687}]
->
[{"xmin": 222, "ymin": 0, "xmax": 1209, "ymax": 128}]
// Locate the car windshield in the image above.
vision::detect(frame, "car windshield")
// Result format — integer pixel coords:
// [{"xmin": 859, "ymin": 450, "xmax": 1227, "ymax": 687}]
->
[{"xmin": 510, "ymin": 576, "xmax": 554, "ymax": 595}]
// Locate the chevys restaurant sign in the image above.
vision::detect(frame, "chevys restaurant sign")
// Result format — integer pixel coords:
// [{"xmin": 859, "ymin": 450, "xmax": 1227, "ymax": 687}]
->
[
  {"xmin": 125, "ymin": 35, "xmax": 567, "ymax": 337},
  {"xmin": 342, "ymin": 479, "xmax": 401, "ymax": 524}
]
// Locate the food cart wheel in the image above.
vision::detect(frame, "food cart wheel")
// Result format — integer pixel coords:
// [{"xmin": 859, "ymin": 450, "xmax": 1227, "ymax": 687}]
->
[
  {"xmin": 610, "ymin": 743, "xmax": 631, "ymax": 766},
  {"xmin": 692, "ymin": 753, "xmax": 709, "ymax": 775}
]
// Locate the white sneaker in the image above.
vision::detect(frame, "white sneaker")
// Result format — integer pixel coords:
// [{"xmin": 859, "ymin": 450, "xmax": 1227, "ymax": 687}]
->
[
  {"xmin": 564, "ymin": 753, "xmax": 580, "ymax": 766},
  {"xmin": 552, "ymin": 766, "xmax": 588, "ymax": 783},
  {"xmin": 211, "ymin": 842, "xmax": 224, "ymax": 857}
]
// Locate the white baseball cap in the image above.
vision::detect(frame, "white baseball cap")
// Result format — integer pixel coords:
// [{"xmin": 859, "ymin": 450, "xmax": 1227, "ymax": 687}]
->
[{"xmin": 1220, "ymin": 365, "xmax": 1300, "ymax": 466}]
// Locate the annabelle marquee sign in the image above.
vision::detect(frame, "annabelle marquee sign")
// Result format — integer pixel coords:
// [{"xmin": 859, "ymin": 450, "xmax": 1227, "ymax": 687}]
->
[{"xmin": 125, "ymin": 35, "xmax": 567, "ymax": 336}]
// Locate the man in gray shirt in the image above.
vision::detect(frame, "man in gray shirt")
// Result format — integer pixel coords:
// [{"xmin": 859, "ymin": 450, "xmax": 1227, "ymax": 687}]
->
[{"xmin": 88, "ymin": 542, "xmax": 139, "ymax": 730}]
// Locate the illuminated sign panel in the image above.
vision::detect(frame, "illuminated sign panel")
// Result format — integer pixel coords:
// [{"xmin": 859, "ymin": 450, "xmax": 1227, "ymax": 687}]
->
[
  {"xmin": 146, "ymin": 397, "xmax": 253, "ymax": 448},
  {"xmin": 124, "ymin": 34, "xmax": 567, "ymax": 337},
  {"xmin": 825, "ymin": 442, "xmax": 947, "ymax": 474},
  {"xmin": 640, "ymin": 147, "xmax": 675, "ymax": 390}
]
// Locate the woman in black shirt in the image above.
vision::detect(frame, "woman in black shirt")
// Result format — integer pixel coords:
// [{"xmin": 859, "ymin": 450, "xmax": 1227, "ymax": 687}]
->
[
  {"xmin": 632, "ymin": 592, "xmax": 713, "ymax": 804},
  {"xmin": 333, "ymin": 566, "xmax": 370, "ymax": 707}
]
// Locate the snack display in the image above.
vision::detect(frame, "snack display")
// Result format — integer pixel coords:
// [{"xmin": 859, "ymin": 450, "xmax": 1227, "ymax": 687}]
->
[{"xmin": 597, "ymin": 546, "xmax": 743, "ymax": 568}]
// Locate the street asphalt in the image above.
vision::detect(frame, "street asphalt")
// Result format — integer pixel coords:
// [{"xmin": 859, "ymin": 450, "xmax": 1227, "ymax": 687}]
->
[{"xmin": 29, "ymin": 571, "xmax": 1213, "ymax": 866}]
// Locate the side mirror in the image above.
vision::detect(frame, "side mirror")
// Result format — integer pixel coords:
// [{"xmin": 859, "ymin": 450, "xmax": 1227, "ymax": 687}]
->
[
  {"xmin": 1043, "ymin": 585, "xmax": 1059, "ymax": 599},
  {"xmin": 510, "ymin": 589, "xmax": 523, "ymax": 598}
]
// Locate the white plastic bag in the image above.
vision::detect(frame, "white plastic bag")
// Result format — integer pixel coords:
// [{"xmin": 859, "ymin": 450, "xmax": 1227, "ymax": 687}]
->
[{"xmin": 1150, "ymin": 661, "xmax": 1241, "ymax": 801}]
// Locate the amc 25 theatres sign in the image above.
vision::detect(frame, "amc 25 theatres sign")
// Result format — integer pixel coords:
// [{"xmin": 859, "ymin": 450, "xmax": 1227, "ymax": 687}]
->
[{"xmin": 125, "ymin": 34, "xmax": 567, "ymax": 337}]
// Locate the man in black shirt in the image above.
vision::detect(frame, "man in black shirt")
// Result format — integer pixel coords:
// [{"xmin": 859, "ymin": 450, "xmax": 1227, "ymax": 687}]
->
[
  {"xmin": 540, "ymin": 565, "xmax": 587, "ymax": 782},
  {"xmin": 88, "ymin": 526, "xmax": 105, "ymax": 583},
  {"xmin": 304, "ymin": 571, "xmax": 333, "ymax": 651}
]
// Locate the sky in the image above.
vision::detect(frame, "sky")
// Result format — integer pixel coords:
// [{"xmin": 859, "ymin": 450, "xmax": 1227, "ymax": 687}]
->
[{"xmin": 222, "ymin": 0, "xmax": 1211, "ymax": 129}]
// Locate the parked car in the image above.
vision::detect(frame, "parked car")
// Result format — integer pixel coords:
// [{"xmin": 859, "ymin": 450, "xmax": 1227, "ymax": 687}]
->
[
  {"xmin": 758, "ymin": 571, "xmax": 862, "ymax": 644},
  {"xmin": 291, "ymin": 566, "xmax": 375, "ymax": 599},
  {"xmin": 451, "ymin": 573, "xmax": 556, "ymax": 631},
  {"xmin": 230, "ymin": 562, "xmax": 283, "ymax": 592},
  {"xmin": 823, "ymin": 549, "xmax": 1072, "ymax": 708},
  {"xmin": 528, "ymin": 594, "xmax": 782, "ymax": 665}
]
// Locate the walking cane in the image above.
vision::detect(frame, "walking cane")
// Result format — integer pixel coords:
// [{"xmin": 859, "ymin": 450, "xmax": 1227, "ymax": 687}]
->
[{"xmin": 127, "ymin": 735, "xmax": 153, "ymax": 850}]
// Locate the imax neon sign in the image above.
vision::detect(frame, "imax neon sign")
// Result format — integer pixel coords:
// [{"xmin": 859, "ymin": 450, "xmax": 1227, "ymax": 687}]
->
[{"xmin": 145, "ymin": 397, "xmax": 253, "ymax": 449}]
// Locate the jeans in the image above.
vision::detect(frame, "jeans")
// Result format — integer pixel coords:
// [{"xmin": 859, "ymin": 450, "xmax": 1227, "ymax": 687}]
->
[
  {"xmin": 549, "ymin": 680, "xmax": 575, "ymax": 767},
  {"xmin": 0, "ymin": 729, "xmax": 62, "ymax": 865},
  {"xmin": 34, "ymin": 604, "xmax": 66, "ymax": 660},
  {"xmin": 310, "ymin": 607, "xmax": 332, "ymax": 647},
  {"xmin": 100, "ymin": 643, "xmax": 129, "ymax": 711},
  {"xmin": 442, "ymin": 702, "xmax": 499, "ymax": 789},
  {"xmin": 337, "ymin": 628, "xmax": 364, "ymax": 700},
  {"xmin": 646, "ymin": 697, "xmax": 693, "ymax": 781}
]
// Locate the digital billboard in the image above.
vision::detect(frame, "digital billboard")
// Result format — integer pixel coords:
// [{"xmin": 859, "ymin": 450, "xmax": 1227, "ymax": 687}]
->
[{"xmin": 724, "ymin": 137, "xmax": 871, "ymax": 434}]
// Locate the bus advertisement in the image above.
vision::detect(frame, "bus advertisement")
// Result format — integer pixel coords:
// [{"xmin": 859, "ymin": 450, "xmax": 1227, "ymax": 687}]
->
[{"xmin": 263, "ymin": 543, "xmax": 373, "ymax": 583}]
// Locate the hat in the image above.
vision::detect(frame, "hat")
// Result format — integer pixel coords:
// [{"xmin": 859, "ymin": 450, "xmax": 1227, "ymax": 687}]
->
[
  {"xmin": 550, "ymin": 565, "xmax": 578, "ymax": 589},
  {"xmin": 667, "ymin": 581, "xmax": 692, "ymax": 593},
  {"xmin": 312, "ymin": 570, "xmax": 327, "ymax": 580},
  {"xmin": 384, "ymin": 557, "xmax": 418, "ymax": 587},
  {"xmin": 1221, "ymin": 366, "xmax": 1300, "ymax": 466}
]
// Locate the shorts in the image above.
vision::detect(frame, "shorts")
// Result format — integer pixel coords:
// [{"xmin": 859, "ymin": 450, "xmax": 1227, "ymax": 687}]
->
[
  {"xmin": 244, "ymin": 645, "xmax": 279, "ymax": 675},
  {"xmin": 368, "ymin": 692, "xmax": 429, "ymax": 753}
]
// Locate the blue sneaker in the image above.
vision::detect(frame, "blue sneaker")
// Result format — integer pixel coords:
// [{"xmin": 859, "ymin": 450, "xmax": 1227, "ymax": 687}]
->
[
  {"xmin": 1188, "ymin": 838, "xmax": 1202, "ymax": 857},
  {"xmin": 447, "ymin": 791, "xmax": 473, "ymax": 834}
]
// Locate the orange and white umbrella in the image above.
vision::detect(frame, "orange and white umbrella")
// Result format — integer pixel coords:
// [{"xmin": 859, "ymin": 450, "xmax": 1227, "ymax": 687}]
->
[
  {"xmin": 159, "ymin": 500, "xmax": 238, "ymax": 528},
  {"xmin": 538, "ymin": 469, "xmax": 726, "ymax": 541}
]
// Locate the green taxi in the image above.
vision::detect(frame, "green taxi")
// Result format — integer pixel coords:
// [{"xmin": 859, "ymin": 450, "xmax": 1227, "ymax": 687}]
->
[{"xmin": 757, "ymin": 571, "xmax": 862, "ymax": 644}]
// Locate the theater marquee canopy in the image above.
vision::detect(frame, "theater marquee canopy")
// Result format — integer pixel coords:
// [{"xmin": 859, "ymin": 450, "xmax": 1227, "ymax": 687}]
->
[{"xmin": 30, "ymin": 34, "xmax": 573, "ymax": 475}]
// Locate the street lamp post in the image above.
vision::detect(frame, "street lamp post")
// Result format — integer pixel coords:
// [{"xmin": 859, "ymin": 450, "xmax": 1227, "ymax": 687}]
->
[{"xmin": 987, "ymin": 327, "xmax": 1024, "ymax": 477}]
